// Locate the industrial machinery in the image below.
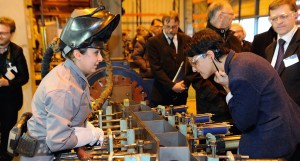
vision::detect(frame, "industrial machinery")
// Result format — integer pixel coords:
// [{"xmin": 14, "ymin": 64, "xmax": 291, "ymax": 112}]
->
[{"xmin": 57, "ymin": 96, "xmax": 286, "ymax": 161}]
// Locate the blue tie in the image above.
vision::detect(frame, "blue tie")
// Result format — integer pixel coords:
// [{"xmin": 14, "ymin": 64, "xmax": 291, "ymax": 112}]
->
[{"xmin": 274, "ymin": 39, "xmax": 285, "ymax": 71}]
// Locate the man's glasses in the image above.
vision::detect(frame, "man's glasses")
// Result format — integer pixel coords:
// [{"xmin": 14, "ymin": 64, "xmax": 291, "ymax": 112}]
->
[
  {"xmin": 153, "ymin": 25, "xmax": 163, "ymax": 28},
  {"xmin": 0, "ymin": 32, "xmax": 10, "ymax": 37},
  {"xmin": 221, "ymin": 12, "xmax": 235, "ymax": 17},
  {"xmin": 163, "ymin": 25, "xmax": 178, "ymax": 30},
  {"xmin": 269, "ymin": 12, "xmax": 295, "ymax": 23}
]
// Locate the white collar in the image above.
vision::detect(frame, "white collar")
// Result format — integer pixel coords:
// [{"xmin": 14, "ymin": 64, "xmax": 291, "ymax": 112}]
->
[{"xmin": 278, "ymin": 25, "xmax": 298, "ymax": 44}]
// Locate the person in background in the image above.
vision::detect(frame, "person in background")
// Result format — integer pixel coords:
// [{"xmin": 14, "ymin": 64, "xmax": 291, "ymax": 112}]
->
[
  {"xmin": 0, "ymin": 17, "xmax": 29, "ymax": 161},
  {"xmin": 191, "ymin": 1, "xmax": 243, "ymax": 123},
  {"xmin": 185, "ymin": 28, "xmax": 300, "ymax": 160},
  {"xmin": 149, "ymin": 18, "xmax": 163, "ymax": 36},
  {"xmin": 131, "ymin": 25, "xmax": 151, "ymax": 49},
  {"xmin": 230, "ymin": 23, "xmax": 252, "ymax": 52},
  {"xmin": 147, "ymin": 11, "xmax": 192, "ymax": 107},
  {"xmin": 251, "ymin": 26, "xmax": 277, "ymax": 58},
  {"xmin": 132, "ymin": 19, "xmax": 162, "ymax": 78},
  {"xmin": 20, "ymin": 7, "xmax": 120, "ymax": 161},
  {"xmin": 206, "ymin": 1, "xmax": 242, "ymax": 52},
  {"xmin": 265, "ymin": 0, "xmax": 300, "ymax": 107}
]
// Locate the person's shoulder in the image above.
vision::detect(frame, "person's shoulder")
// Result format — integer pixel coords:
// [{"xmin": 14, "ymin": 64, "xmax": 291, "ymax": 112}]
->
[
  {"xmin": 253, "ymin": 31, "xmax": 268, "ymax": 40},
  {"xmin": 177, "ymin": 32, "xmax": 192, "ymax": 42},
  {"xmin": 9, "ymin": 42, "xmax": 22, "ymax": 50},
  {"xmin": 294, "ymin": 28, "xmax": 300, "ymax": 38},
  {"xmin": 42, "ymin": 64, "xmax": 74, "ymax": 91},
  {"xmin": 147, "ymin": 33, "xmax": 163, "ymax": 43},
  {"xmin": 9, "ymin": 42, "xmax": 24, "ymax": 56}
]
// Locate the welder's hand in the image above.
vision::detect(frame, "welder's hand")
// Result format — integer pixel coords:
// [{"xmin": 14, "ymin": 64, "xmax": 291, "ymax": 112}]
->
[
  {"xmin": 86, "ymin": 122, "xmax": 104, "ymax": 146},
  {"xmin": 214, "ymin": 70, "xmax": 230, "ymax": 93},
  {"xmin": 172, "ymin": 80, "xmax": 186, "ymax": 93},
  {"xmin": 74, "ymin": 125, "xmax": 104, "ymax": 148},
  {"xmin": 75, "ymin": 147, "xmax": 92, "ymax": 160}
]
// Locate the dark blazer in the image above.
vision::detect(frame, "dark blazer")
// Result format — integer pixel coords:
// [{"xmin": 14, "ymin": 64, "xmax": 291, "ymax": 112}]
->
[
  {"xmin": 225, "ymin": 51, "xmax": 300, "ymax": 159},
  {"xmin": 265, "ymin": 28, "xmax": 300, "ymax": 107},
  {"xmin": 252, "ymin": 27, "xmax": 277, "ymax": 58},
  {"xmin": 147, "ymin": 32, "xmax": 192, "ymax": 106},
  {"xmin": 206, "ymin": 21, "xmax": 243, "ymax": 53},
  {"xmin": 0, "ymin": 42, "xmax": 29, "ymax": 110},
  {"xmin": 131, "ymin": 35, "xmax": 153, "ymax": 78}
]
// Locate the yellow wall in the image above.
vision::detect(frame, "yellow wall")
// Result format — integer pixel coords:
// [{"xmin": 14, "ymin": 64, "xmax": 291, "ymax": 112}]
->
[{"xmin": 0, "ymin": 0, "xmax": 36, "ymax": 116}]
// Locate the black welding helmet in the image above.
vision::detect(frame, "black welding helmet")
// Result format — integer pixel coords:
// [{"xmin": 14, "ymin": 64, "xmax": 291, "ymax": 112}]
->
[{"xmin": 59, "ymin": 6, "xmax": 120, "ymax": 57}]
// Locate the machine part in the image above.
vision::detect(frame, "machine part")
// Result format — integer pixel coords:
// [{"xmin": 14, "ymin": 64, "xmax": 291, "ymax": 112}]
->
[
  {"xmin": 107, "ymin": 129, "xmax": 114, "ymax": 153},
  {"xmin": 186, "ymin": 113, "xmax": 213, "ymax": 124},
  {"xmin": 157, "ymin": 105, "xmax": 165, "ymax": 116},
  {"xmin": 88, "ymin": 61, "xmax": 150, "ymax": 105},
  {"xmin": 198, "ymin": 123, "xmax": 230, "ymax": 136},
  {"xmin": 137, "ymin": 140, "xmax": 144, "ymax": 154},
  {"xmin": 120, "ymin": 117, "xmax": 128, "ymax": 151},
  {"xmin": 216, "ymin": 135, "xmax": 240, "ymax": 152},
  {"xmin": 172, "ymin": 105, "xmax": 187, "ymax": 114},
  {"xmin": 140, "ymin": 92, "xmax": 147, "ymax": 105},
  {"xmin": 179, "ymin": 123, "xmax": 187, "ymax": 136},
  {"xmin": 98, "ymin": 110, "xmax": 103, "ymax": 129},
  {"xmin": 168, "ymin": 115, "xmax": 176, "ymax": 126},
  {"xmin": 124, "ymin": 98, "xmax": 130, "ymax": 106},
  {"xmin": 126, "ymin": 129, "xmax": 135, "ymax": 153},
  {"xmin": 106, "ymin": 105, "xmax": 113, "ymax": 126}
]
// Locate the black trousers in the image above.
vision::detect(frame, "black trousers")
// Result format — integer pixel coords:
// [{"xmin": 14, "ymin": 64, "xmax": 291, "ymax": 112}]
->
[{"xmin": 0, "ymin": 100, "xmax": 19, "ymax": 160}]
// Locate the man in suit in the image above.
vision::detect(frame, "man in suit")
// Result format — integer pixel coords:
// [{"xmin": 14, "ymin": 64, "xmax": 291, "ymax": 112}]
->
[
  {"xmin": 147, "ymin": 11, "xmax": 192, "ymax": 107},
  {"xmin": 265, "ymin": 0, "xmax": 300, "ymax": 107},
  {"xmin": 251, "ymin": 26, "xmax": 277, "ymax": 58},
  {"xmin": 0, "ymin": 17, "xmax": 29, "ymax": 161},
  {"xmin": 132, "ymin": 19, "xmax": 162, "ymax": 78}
]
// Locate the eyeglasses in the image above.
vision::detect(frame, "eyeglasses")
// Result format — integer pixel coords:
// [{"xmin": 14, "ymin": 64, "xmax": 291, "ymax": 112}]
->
[
  {"xmin": 0, "ymin": 32, "xmax": 10, "ymax": 37},
  {"xmin": 153, "ymin": 25, "xmax": 163, "ymax": 28},
  {"xmin": 269, "ymin": 12, "xmax": 295, "ymax": 23},
  {"xmin": 163, "ymin": 25, "xmax": 178, "ymax": 30},
  {"xmin": 221, "ymin": 12, "xmax": 235, "ymax": 17},
  {"xmin": 189, "ymin": 51, "xmax": 220, "ymax": 71},
  {"xmin": 189, "ymin": 54, "xmax": 206, "ymax": 66}
]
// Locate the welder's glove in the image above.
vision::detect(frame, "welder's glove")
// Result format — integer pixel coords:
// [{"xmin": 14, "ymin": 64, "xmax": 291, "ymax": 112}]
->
[
  {"xmin": 86, "ymin": 122, "xmax": 104, "ymax": 146},
  {"xmin": 74, "ymin": 122, "xmax": 104, "ymax": 148}
]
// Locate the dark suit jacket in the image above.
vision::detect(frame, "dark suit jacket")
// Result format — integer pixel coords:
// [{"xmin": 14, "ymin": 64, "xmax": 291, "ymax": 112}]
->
[
  {"xmin": 252, "ymin": 27, "xmax": 277, "ymax": 58},
  {"xmin": 265, "ymin": 28, "xmax": 300, "ymax": 107},
  {"xmin": 0, "ymin": 42, "xmax": 29, "ymax": 110},
  {"xmin": 131, "ymin": 35, "xmax": 153, "ymax": 78},
  {"xmin": 147, "ymin": 32, "xmax": 192, "ymax": 106},
  {"xmin": 226, "ymin": 51, "xmax": 300, "ymax": 159}
]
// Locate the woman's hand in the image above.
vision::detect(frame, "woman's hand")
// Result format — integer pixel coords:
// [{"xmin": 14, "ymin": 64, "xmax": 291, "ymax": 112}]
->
[{"xmin": 214, "ymin": 70, "xmax": 230, "ymax": 93}]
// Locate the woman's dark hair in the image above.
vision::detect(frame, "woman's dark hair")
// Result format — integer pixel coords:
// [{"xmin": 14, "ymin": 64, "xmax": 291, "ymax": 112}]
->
[{"xmin": 185, "ymin": 28, "xmax": 230, "ymax": 61}]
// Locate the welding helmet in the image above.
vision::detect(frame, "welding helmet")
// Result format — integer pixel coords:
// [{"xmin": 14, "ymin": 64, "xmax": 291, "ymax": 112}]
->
[{"xmin": 59, "ymin": 6, "xmax": 120, "ymax": 57}]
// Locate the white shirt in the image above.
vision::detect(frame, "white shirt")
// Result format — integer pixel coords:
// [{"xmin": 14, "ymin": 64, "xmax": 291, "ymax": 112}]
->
[{"xmin": 271, "ymin": 26, "xmax": 298, "ymax": 67}]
